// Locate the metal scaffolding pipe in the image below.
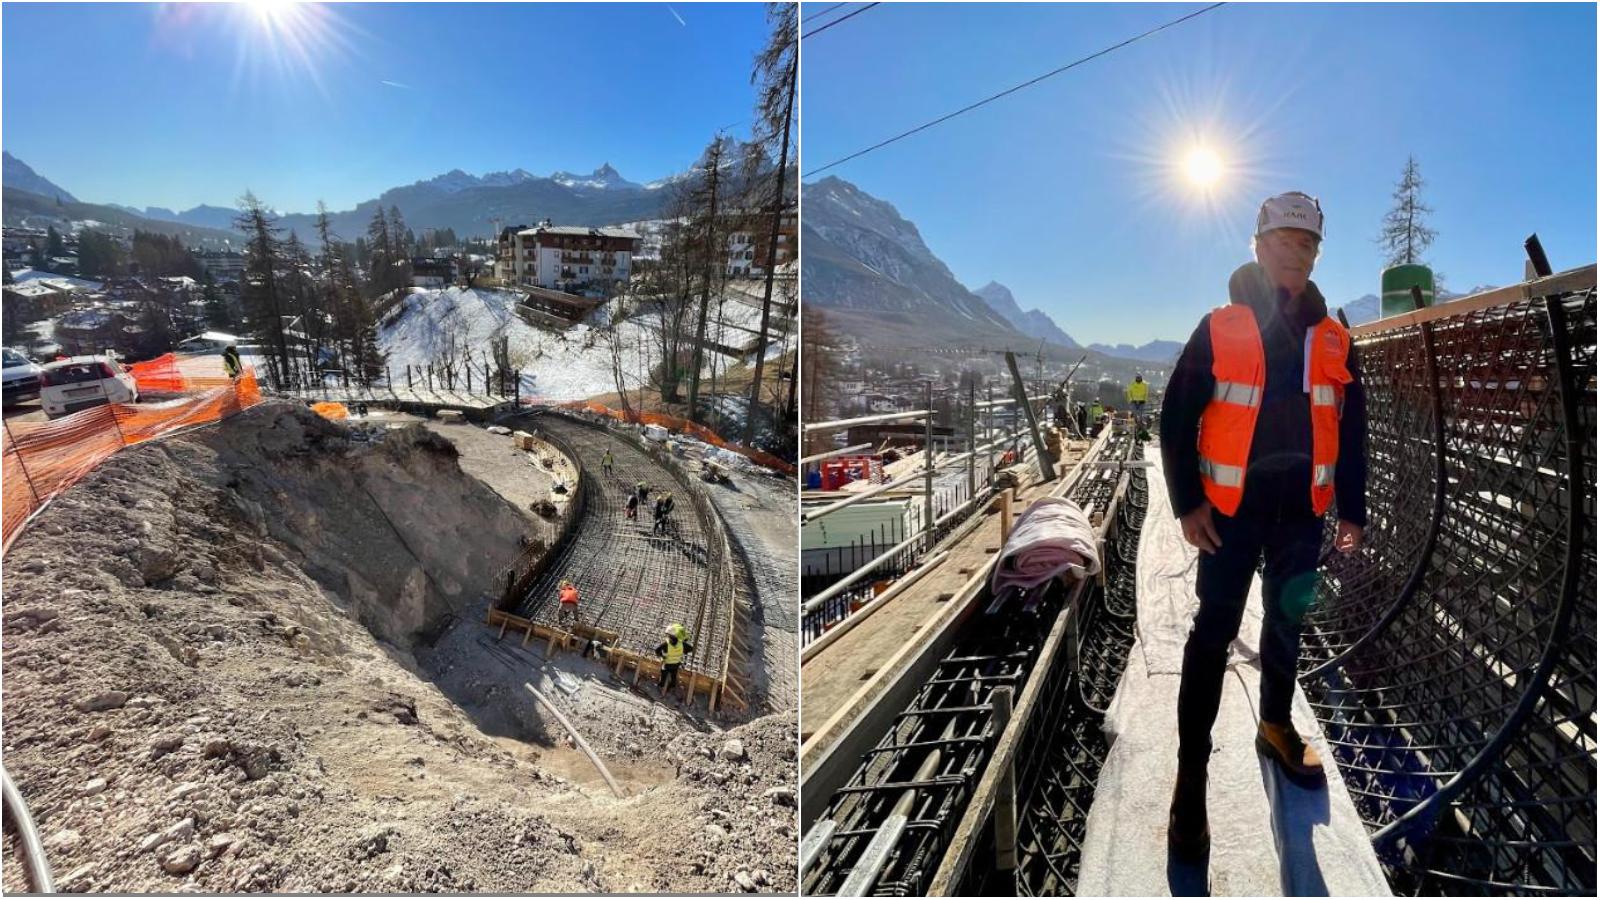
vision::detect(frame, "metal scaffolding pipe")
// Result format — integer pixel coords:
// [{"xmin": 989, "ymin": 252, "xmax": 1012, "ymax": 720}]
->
[{"xmin": 804, "ymin": 409, "xmax": 933, "ymax": 433}]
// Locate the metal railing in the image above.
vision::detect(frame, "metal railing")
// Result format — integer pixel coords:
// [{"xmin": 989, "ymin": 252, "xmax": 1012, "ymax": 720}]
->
[{"xmin": 799, "ymin": 384, "xmax": 1048, "ymax": 644}]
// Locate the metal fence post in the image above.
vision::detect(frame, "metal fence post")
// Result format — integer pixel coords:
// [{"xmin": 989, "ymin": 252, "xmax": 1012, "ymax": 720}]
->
[
  {"xmin": 923, "ymin": 381, "xmax": 935, "ymax": 551},
  {"xmin": 966, "ymin": 378, "xmax": 976, "ymax": 504}
]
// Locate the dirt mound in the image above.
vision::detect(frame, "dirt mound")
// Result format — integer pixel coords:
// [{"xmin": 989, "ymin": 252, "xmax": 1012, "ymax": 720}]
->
[
  {"xmin": 0, "ymin": 401, "xmax": 792, "ymax": 892},
  {"xmin": 560, "ymin": 713, "xmax": 798, "ymax": 893}
]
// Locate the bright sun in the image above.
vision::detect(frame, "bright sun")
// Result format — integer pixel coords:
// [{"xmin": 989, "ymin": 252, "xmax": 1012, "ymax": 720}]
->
[{"xmin": 1182, "ymin": 147, "xmax": 1224, "ymax": 188}]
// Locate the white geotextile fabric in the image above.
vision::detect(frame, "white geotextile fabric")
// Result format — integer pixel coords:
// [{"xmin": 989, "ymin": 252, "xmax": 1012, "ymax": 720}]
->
[
  {"xmin": 990, "ymin": 496, "xmax": 1100, "ymax": 595},
  {"xmin": 1075, "ymin": 445, "xmax": 1391, "ymax": 897}
]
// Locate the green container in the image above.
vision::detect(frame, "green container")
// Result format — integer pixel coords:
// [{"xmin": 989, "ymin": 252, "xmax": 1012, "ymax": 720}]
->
[{"xmin": 1381, "ymin": 264, "xmax": 1435, "ymax": 318}]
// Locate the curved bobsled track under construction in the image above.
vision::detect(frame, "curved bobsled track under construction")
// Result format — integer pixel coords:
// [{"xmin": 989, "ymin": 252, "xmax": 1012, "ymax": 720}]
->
[
  {"xmin": 800, "ymin": 267, "xmax": 1595, "ymax": 896},
  {"xmin": 494, "ymin": 411, "xmax": 747, "ymax": 712},
  {"xmin": 1299, "ymin": 271, "xmax": 1595, "ymax": 894}
]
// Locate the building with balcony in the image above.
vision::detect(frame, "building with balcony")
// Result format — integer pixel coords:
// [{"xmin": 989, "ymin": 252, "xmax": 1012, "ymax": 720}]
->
[
  {"xmin": 494, "ymin": 221, "xmax": 640, "ymax": 294},
  {"xmin": 725, "ymin": 208, "xmax": 797, "ymax": 278}
]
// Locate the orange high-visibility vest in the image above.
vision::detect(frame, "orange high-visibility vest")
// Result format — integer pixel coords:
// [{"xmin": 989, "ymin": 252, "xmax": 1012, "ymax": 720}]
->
[
  {"xmin": 1197, "ymin": 305, "xmax": 1352, "ymax": 517},
  {"xmin": 559, "ymin": 585, "xmax": 579, "ymax": 606}
]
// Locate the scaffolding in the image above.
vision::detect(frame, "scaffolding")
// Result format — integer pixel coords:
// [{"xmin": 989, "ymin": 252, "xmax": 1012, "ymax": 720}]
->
[{"xmin": 800, "ymin": 385, "xmax": 1051, "ymax": 646}]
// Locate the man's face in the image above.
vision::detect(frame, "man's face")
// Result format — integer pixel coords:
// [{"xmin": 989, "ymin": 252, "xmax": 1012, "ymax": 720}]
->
[{"xmin": 1255, "ymin": 227, "xmax": 1319, "ymax": 295}]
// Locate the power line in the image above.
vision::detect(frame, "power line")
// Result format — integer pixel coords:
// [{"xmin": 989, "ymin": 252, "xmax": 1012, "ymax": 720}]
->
[
  {"xmin": 803, "ymin": 2, "xmax": 879, "ymax": 40},
  {"xmin": 802, "ymin": 2, "xmax": 849, "ymax": 24},
  {"xmin": 804, "ymin": 2, "xmax": 1227, "ymax": 177}
]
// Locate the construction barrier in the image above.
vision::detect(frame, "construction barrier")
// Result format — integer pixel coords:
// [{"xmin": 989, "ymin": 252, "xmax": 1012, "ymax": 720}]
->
[
  {"xmin": 561, "ymin": 400, "xmax": 796, "ymax": 475},
  {"xmin": 311, "ymin": 402, "xmax": 349, "ymax": 421},
  {"xmin": 2, "ymin": 370, "xmax": 262, "ymax": 553}
]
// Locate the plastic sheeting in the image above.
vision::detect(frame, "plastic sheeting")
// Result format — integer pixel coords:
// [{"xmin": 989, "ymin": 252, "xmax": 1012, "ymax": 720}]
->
[{"xmin": 1075, "ymin": 447, "xmax": 1390, "ymax": 897}]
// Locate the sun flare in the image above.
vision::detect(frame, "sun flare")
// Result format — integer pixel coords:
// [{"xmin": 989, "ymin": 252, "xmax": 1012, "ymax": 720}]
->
[{"xmin": 1182, "ymin": 146, "xmax": 1224, "ymax": 188}]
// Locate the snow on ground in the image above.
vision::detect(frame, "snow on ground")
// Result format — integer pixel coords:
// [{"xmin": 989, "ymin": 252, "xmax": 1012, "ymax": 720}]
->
[
  {"xmin": 376, "ymin": 286, "xmax": 791, "ymax": 405},
  {"xmin": 376, "ymin": 287, "xmax": 654, "ymax": 403}
]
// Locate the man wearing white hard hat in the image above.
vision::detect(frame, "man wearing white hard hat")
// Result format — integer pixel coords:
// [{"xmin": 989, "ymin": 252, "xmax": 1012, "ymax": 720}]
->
[{"xmin": 1159, "ymin": 191, "xmax": 1368, "ymax": 863}]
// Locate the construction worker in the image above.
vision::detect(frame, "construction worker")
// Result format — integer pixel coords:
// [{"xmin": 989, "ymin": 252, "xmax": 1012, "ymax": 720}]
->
[
  {"xmin": 625, "ymin": 491, "xmax": 640, "ymax": 521},
  {"xmin": 1127, "ymin": 374, "xmax": 1149, "ymax": 418},
  {"xmin": 556, "ymin": 579, "xmax": 580, "ymax": 629},
  {"xmin": 636, "ymin": 480, "xmax": 649, "ymax": 504},
  {"xmin": 1089, "ymin": 399, "xmax": 1105, "ymax": 436},
  {"xmin": 222, "ymin": 344, "xmax": 243, "ymax": 380},
  {"xmin": 601, "ymin": 447, "xmax": 614, "ymax": 477},
  {"xmin": 654, "ymin": 624, "xmax": 695, "ymax": 695},
  {"xmin": 1161, "ymin": 191, "xmax": 1367, "ymax": 864},
  {"xmin": 652, "ymin": 492, "xmax": 674, "ymax": 535}
]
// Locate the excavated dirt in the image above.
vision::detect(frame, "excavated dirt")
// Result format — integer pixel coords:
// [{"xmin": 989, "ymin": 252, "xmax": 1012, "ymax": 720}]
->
[{"xmin": 0, "ymin": 401, "xmax": 797, "ymax": 893}]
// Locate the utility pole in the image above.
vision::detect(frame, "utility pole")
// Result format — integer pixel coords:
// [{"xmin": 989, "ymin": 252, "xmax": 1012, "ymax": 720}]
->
[{"xmin": 923, "ymin": 381, "xmax": 935, "ymax": 551}]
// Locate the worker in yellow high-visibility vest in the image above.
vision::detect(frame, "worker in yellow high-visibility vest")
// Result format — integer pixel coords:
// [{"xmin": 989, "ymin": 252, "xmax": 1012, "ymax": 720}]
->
[
  {"xmin": 1127, "ymin": 374, "xmax": 1150, "ymax": 416},
  {"xmin": 654, "ymin": 624, "xmax": 695, "ymax": 695}
]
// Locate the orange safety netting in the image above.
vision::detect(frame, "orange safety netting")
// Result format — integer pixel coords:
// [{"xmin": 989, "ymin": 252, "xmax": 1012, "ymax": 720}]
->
[
  {"xmin": 311, "ymin": 402, "xmax": 349, "ymax": 421},
  {"xmin": 2, "ymin": 370, "xmax": 262, "ymax": 554},
  {"xmin": 561, "ymin": 400, "xmax": 796, "ymax": 475}
]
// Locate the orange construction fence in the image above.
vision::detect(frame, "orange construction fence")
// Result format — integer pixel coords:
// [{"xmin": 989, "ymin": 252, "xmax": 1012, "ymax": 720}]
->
[
  {"xmin": 561, "ymin": 400, "xmax": 796, "ymax": 475},
  {"xmin": 2, "ymin": 369, "xmax": 262, "ymax": 554}
]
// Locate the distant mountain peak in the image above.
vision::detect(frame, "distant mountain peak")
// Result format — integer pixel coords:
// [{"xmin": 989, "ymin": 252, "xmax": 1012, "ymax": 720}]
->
[
  {"xmin": 2, "ymin": 151, "xmax": 78, "ymax": 203},
  {"xmin": 973, "ymin": 280, "xmax": 1080, "ymax": 350},
  {"xmin": 551, "ymin": 163, "xmax": 641, "ymax": 191}
]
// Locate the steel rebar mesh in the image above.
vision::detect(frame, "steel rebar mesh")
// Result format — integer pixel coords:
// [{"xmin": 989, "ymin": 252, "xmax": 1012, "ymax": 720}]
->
[{"xmin": 1299, "ymin": 284, "xmax": 1596, "ymax": 895}]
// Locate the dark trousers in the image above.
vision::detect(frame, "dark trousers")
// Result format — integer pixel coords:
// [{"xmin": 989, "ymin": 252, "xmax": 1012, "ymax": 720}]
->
[
  {"xmin": 1177, "ymin": 508, "xmax": 1323, "ymax": 766},
  {"xmin": 659, "ymin": 662, "xmax": 681, "ymax": 692}
]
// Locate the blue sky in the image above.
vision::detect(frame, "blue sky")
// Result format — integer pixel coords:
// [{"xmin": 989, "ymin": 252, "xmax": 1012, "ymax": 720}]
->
[
  {"xmin": 802, "ymin": 1, "xmax": 1597, "ymax": 345},
  {"xmin": 3, "ymin": 2, "xmax": 770, "ymax": 213}
]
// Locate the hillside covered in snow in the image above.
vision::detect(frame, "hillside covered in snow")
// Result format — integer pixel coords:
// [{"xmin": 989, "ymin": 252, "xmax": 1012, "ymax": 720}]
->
[{"xmin": 376, "ymin": 285, "xmax": 786, "ymax": 405}]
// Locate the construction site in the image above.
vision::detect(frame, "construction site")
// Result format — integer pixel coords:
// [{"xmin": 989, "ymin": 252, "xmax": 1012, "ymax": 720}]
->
[
  {"xmin": 0, "ymin": 357, "xmax": 800, "ymax": 893},
  {"xmin": 797, "ymin": 267, "xmax": 1596, "ymax": 896}
]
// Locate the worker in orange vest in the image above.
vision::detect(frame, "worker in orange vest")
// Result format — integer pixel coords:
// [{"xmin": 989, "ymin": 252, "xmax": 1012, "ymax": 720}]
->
[
  {"xmin": 556, "ymin": 579, "xmax": 580, "ymax": 629},
  {"xmin": 1160, "ymin": 192, "xmax": 1368, "ymax": 864}
]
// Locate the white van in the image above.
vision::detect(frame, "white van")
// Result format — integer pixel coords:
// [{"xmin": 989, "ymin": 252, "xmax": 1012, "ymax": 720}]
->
[{"xmin": 39, "ymin": 355, "xmax": 139, "ymax": 419}]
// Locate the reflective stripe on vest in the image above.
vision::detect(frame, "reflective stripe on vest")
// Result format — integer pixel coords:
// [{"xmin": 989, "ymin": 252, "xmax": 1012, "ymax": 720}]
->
[
  {"xmin": 1213, "ymin": 380, "xmax": 1262, "ymax": 408},
  {"xmin": 663, "ymin": 640, "xmax": 684, "ymax": 665},
  {"xmin": 1199, "ymin": 457, "xmax": 1245, "ymax": 487},
  {"xmin": 1198, "ymin": 304, "xmax": 1351, "ymax": 517}
]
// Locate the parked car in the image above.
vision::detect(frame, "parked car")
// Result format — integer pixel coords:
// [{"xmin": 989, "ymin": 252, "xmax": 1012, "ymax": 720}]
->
[
  {"xmin": 3, "ymin": 347, "xmax": 44, "ymax": 406},
  {"xmin": 39, "ymin": 355, "xmax": 139, "ymax": 419}
]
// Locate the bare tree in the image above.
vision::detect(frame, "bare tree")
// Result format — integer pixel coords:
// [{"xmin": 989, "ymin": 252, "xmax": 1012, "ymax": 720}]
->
[
  {"xmin": 685, "ymin": 134, "xmax": 733, "ymax": 422},
  {"xmin": 744, "ymin": 1, "xmax": 798, "ymax": 444},
  {"xmin": 235, "ymin": 191, "xmax": 290, "ymax": 387}
]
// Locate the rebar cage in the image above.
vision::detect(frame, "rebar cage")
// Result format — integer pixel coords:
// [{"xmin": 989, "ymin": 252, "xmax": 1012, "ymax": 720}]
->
[{"xmin": 1301, "ymin": 272, "xmax": 1597, "ymax": 895}]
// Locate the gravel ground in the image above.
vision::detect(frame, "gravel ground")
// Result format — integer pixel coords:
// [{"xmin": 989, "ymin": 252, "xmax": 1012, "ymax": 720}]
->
[{"xmin": 0, "ymin": 401, "xmax": 796, "ymax": 893}]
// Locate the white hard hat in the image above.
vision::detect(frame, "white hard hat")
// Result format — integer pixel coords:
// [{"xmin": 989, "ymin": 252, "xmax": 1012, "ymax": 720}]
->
[{"xmin": 1256, "ymin": 191, "xmax": 1324, "ymax": 240}]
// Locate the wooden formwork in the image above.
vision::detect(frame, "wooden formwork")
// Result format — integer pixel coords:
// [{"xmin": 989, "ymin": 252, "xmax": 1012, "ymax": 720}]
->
[{"xmin": 485, "ymin": 606, "xmax": 737, "ymax": 712}]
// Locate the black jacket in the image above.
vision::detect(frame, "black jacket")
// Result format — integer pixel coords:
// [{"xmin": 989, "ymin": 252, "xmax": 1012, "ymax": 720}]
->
[{"xmin": 1159, "ymin": 264, "xmax": 1368, "ymax": 527}]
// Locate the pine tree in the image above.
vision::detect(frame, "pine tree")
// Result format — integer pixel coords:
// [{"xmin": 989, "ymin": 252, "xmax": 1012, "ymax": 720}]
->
[
  {"xmin": 45, "ymin": 225, "xmax": 65, "ymax": 260},
  {"xmin": 235, "ymin": 191, "xmax": 292, "ymax": 387},
  {"xmin": 366, "ymin": 207, "xmax": 393, "ymax": 298},
  {"xmin": 1377, "ymin": 156, "xmax": 1438, "ymax": 268}
]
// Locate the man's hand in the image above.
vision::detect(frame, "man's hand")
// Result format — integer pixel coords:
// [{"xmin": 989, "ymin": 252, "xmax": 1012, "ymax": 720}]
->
[
  {"xmin": 1180, "ymin": 502, "xmax": 1222, "ymax": 554},
  {"xmin": 1335, "ymin": 520, "xmax": 1364, "ymax": 553}
]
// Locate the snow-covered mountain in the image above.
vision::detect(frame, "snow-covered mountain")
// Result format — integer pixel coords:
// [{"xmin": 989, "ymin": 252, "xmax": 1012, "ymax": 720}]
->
[
  {"xmin": 972, "ymin": 281, "xmax": 1080, "ymax": 349},
  {"xmin": 551, "ymin": 163, "xmax": 642, "ymax": 192},
  {"xmin": 1337, "ymin": 284, "xmax": 1499, "ymax": 326},
  {"xmin": 801, "ymin": 176, "xmax": 1025, "ymax": 348},
  {"xmin": 2, "ymin": 152, "xmax": 77, "ymax": 202},
  {"xmin": 1086, "ymin": 340, "xmax": 1183, "ymax": 364}
]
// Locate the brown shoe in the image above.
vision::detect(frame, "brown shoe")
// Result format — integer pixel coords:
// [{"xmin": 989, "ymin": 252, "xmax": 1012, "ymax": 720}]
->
[
  {"xmin": 1168, "ymin": 761, "xmax": 1209, "ymax": 864},
  {"xmin": 1256, "ymin": 721, "xmax": 1326, "ymax": 787}
]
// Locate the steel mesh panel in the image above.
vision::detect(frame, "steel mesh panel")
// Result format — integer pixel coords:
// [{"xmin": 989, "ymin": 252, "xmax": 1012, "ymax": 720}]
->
[{"xmin": 1299, "ymin": 283, "xmax": 1596, "ymax": 895}]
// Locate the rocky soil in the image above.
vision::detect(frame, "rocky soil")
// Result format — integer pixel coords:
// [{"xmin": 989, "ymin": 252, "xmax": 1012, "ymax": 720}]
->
[{"xmin": 1, "ymin": 401, "xmax": 796, "ymax": 893}]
